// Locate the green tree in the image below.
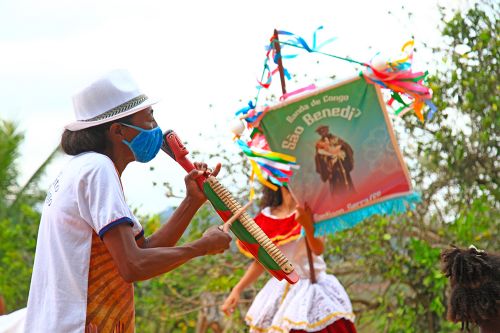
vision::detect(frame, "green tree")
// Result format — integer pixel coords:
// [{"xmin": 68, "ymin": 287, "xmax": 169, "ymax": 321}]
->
[
  {"xmin": 324, "ymin": 2, "xmax": 499, "ymax": 332},
  {"xmin": 0, "ymin": 119, "xmax": 60, "ymax": 312}
]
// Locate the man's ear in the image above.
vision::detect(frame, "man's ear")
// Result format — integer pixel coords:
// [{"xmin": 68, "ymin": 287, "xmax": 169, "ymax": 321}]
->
[{"xmin": 108, "ymin": 123, "xmax": 126, "ymax": 143}]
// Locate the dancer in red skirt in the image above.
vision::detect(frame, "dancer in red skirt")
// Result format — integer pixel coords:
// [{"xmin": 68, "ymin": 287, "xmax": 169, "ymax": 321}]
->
[{"xmin": 222, "ymin": 185, "xmax": 357, "ymax": 333}]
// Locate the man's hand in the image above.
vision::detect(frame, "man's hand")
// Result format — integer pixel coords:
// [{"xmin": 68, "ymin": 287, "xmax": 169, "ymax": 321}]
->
[
  {"xmin": 184, "ymin": 162, "xmax": 222, "ymax": 205},
  {"xmin": 198, "ymin": 226, "xmax": 232, "ymax": 255}
]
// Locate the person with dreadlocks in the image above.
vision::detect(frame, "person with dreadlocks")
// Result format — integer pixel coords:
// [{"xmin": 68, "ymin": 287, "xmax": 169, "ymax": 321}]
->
[{"xmin": 440, "ymin": 245, "xmax": 500, "ymax": 333}]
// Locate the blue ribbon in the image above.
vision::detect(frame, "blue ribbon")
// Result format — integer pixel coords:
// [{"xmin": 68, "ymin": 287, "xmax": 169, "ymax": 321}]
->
[
  {"xmin": 257, "ymin": 161, "xmax": 289, "ymax": 178},
  {"xmin": 425, "ymin": 100, "xmax": 438, "ymax": 120},
  {"xmin": 277, "ymin": 26, "xmax": 337, "ymax": 55},
  {"xmin": 236, "ymin": 100, "xmax": 255, "ymax": 116}
]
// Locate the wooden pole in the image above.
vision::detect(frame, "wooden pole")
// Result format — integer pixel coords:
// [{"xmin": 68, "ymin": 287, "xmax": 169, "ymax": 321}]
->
[
  {"xmin": 305, "ymin": 239, "xmax": 317, "ymax": 284},
  {"xmin": 273, "ymin": 29, "xmax": 287, "ymax": 96},
  {"xmin": 274, "ymin": 28, "xmax": 317, "ymax": 283}
]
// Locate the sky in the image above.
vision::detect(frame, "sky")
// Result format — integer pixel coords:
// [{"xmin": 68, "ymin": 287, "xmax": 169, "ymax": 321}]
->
[{"xmin": 0, "ymin": 0, "xmax": 468, "ymax": 216}]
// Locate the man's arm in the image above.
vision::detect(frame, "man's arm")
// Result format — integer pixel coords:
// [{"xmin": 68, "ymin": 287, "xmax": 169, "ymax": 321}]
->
[
  {"xmin": 103, "ymin": 223, "xmax": 231, "ymax": 283},
  {"xmin": 140, "ymin": 162, "xmax": 221, "ymax": 249},
  {"xmin": 140, "ymin": 196, "xmax": 204, "ymax": 248}
]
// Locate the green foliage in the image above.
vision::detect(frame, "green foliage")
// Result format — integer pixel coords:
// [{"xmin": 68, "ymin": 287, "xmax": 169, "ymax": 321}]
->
[
  {"xmin": 0, "ymin": 120, "xmax": 23, "ymax": 204},
  {"xmin": 406, "ymin": 1, "xmax": 499, "ymax": 214},
  {"xmin": 0, "ymin": 120, "xmax": 52, "ymax": 312},
  {"xmin": 322, "ymin": 2, "xmax": 499, "ymax": 332},
  {"xmin": 0, "ymin": 205, "xmax": 40, "ymax": 312}
]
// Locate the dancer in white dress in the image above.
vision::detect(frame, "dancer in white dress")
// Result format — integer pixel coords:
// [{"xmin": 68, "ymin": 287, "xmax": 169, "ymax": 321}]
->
[{"xmin": 221, "ymin": 186, "xmax": 357, "ymax": 333}]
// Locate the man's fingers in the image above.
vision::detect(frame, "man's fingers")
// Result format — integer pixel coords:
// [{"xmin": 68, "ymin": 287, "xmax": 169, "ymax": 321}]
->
[
  {"xmin": 218, "ymin": 224, "xmax": 232, "ymax": 233},
  {"xmin": 187, "ymin": 169, "xmax": 204, "ymax": 180},
  {"xmin": 222, "ymin": 223, "xmax": 231, "ymax": 233},
  {"xmin": 211, "ymin": 163, "xmax": 222, "ymax": 177},
  {"xmin": 191, "ymin": 161, "xmax": 222, "ymax": 178},
  {"xmin": 194, "ymin": 162, "xmax": 208, "ymax": 170},
  {"xmin": 205, "ymin": 225, "xmax": 220, "ymax": 235}
]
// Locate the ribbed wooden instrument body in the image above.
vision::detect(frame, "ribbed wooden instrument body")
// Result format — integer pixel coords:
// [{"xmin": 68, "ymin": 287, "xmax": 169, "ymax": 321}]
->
[
  {"xmin": 160, "ymin": 129, "xmax": 298, "ymax": 284},
  {"xmin": 203, "ymin": 177, "xmax": 299, "ymax": 284}
]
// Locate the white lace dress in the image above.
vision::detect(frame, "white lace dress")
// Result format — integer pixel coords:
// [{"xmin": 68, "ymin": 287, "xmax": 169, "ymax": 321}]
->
[{"xmin": 245, "ymin": 238, "xmax": 355, "ymax": 332}]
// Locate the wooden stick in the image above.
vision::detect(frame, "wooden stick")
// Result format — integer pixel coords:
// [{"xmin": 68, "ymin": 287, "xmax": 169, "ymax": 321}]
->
[
  {"xmin": 273, "ymin": 29, "xmax": 287, "ymax": 95},
  {"xmin": 275, "ymin": 30, "xmax": 315, "ymax": 283},
  {"xmin": 219, "ymin": 201, "xmax": 253, "ymax": 233}
]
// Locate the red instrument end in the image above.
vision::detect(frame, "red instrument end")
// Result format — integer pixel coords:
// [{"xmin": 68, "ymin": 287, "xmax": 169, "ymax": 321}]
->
[
  {"xmin": 161, "ymin": 130, "xmax": 205, "ymax": 188},
  {"xmin": 285, "ymin": 270, "xmax": 300, "ymax": 284},
  {"xmin": 271, "ymin": 269, "xmax": 299, "ymax": 284},
  {"xmin": 161, "ymin": 130, "xmax": 192, "ymax": 171},
  {"xmin": 238, "ymin": 238, "xmax": 300, "ymax": 284}
]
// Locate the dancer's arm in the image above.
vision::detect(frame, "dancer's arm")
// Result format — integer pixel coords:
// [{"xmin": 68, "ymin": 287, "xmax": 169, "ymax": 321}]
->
[
  {"xmin": 221, "ymin": 261, "xmax": 265, "ymax": 315},
  {"xmin": 296, "ymin": 204, "xmax": 324, "ymax": 255}
]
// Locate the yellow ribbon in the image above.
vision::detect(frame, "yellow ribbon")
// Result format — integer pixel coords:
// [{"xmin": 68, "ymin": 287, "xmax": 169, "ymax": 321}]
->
[
  {"xmin": 250, "ymin": 159, "xmax": 278, "ymax": 191},
  {"xmin": 389, "ymin": 39, "xmax": 414, "ymax": 67}
]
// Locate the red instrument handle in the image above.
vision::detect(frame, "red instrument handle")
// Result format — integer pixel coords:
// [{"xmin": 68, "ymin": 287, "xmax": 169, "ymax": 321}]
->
[{"xmin": 161, "ymin": 130, "xmax": 206, "ymax": 188}]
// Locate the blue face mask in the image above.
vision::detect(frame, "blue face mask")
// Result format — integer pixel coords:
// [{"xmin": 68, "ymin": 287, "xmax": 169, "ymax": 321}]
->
[{"xmin": 121, "ymin": 123, "xmax": 163, "ymax": 163}]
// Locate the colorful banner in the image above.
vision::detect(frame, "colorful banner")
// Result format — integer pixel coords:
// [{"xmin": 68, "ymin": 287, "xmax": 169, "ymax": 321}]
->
[{"xmin": 259, "ymin": 77, "xmax": 419, "ymax": 236}]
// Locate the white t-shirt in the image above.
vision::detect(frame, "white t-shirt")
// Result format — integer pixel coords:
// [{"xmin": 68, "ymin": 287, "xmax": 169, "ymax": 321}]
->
[{"xmin": 24, "ymin": 152, "xmax": 143, "ymax": 333}]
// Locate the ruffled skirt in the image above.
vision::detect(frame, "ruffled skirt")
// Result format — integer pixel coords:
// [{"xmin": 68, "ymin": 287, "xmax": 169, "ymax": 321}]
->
[{"xmin": 245, "ymin": 273, "xmax": 355, "ymax": 333}]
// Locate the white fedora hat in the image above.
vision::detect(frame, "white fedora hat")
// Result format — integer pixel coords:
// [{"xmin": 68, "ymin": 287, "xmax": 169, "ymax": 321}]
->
[{"xmin": 65, "ymin": 69, "xmax": 158, "ymax": 131}]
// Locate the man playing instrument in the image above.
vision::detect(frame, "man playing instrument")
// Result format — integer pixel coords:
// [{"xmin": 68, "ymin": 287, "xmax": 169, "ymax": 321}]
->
[{"xmin": 24, "ymin": 69, "xmax": 232, "ymax": 333}]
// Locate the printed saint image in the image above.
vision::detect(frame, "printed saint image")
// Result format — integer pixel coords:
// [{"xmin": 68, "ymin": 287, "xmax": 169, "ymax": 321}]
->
[{"xmin": 314, "ymin": 125, "xmax": 355, "ymax": 197}]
